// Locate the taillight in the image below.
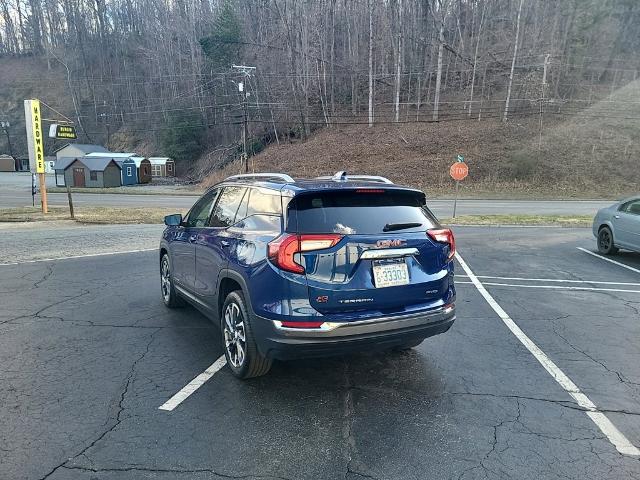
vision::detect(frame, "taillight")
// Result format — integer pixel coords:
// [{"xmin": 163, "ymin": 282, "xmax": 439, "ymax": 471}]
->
[
  {"xmin": 427, "ymin": 228, "xmax": 456, "ymax": 260},
  {"xmin": 268, "ymin": 233, "xmax": 342, "ymax": 273}
]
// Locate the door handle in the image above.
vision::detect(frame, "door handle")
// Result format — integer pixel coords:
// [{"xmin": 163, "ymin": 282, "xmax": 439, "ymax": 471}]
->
[
  {"xmin": 221, "ymin": 240, "xmax": 230, "ymax": 247},
  {"xmin": 614, "ymin": 215, "xmax": 620, "ymax": 219}
]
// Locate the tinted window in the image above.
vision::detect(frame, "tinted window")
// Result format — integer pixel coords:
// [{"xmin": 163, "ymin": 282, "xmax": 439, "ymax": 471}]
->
[
  {"xmin": 186, "ymin": 190, "xmax": 219, "ymax": 227},
  {"xmin": 248, "ymin": 189, "xmax": 281, "ymax": 216},
  {"xmin": 622, "ymin": 199, "xmax": 640, "ymax": 215},
  {"xmin": 236, "ymin": 214, "xmax": 281, "ymax": 232},
  {"xmin": 287, "ymin": 190, "xmax": 438, "ymax": 234},
  {"xmin": 209, "ymin": 186, "xmax": 247, "ymax": 227}
]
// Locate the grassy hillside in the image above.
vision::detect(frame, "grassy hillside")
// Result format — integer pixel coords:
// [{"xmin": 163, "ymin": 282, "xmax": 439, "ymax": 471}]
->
[{"xmin": 203, "ymin": 81, "xmax": 640, "ymax": 199}]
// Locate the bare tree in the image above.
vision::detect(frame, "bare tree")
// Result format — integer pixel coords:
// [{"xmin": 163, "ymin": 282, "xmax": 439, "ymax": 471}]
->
[
  {"xmin": 368, "ymin": 0, "xmax": 374, "ymax": 127},
  {"xmin": 503, "ymin": 0, "xmax": 524, "ymax": 123}
]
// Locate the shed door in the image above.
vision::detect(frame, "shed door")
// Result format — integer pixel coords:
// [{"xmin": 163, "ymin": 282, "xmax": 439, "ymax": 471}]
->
[{"xmin": 73, "ymin": 168, "xmax": 85, "ymax": 187}]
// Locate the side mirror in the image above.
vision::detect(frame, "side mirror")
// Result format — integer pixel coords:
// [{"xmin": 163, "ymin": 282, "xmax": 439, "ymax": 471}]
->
[{"xmin": 164, "ymin": 213, "xmax": 183, "ymax": 226}]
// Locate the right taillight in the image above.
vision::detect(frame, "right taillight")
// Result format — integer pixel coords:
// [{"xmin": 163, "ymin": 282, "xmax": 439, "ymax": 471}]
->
[
  {"xmin": 427, "ymin": 228, "xmax": 455, "ymax": 260},
  {"xmin": 268, "ymin": 233, "xmax": 342, "ymax": 273}
]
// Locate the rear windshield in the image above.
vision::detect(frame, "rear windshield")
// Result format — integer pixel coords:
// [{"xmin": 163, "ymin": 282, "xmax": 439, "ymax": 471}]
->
[{"xmin": 287, "ymin": 190, "xmax": 439, "ymax": 235}]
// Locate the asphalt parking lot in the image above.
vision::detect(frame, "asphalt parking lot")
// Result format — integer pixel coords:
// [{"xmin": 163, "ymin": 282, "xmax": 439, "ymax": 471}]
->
[{"xmin": 1, "ymin": 226, "xmax": 639, "ymax": 479}]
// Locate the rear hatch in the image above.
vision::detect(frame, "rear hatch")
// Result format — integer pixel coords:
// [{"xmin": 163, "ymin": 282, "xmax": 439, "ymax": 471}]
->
[{"xmin": 286, "ymin": 187, "xmax": 454, "ymax": 315}]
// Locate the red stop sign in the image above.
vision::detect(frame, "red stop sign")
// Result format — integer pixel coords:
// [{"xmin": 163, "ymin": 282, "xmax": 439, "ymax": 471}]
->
[{"xmin": 450, "ymin": 162, "xmax": 468, "ymax": 181}]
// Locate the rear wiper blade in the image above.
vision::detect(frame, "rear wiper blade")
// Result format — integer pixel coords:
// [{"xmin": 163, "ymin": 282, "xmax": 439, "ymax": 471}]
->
[{"xmin": 382, "ymin": 222, "xmax": 422, "ymax": 232}]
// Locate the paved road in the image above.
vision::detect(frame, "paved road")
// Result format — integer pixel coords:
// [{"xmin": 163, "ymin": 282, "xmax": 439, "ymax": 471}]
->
[
  {"xmin": 0, "ymin": 171, "xmax": 621, "ymax": 215},
  {"xmin": 1, "ymin": 226, "xmax": 639, "ymax": 479}
]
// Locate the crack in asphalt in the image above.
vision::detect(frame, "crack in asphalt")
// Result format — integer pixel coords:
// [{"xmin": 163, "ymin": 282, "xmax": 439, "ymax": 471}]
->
[
  {"xmin": 341, "ymin": 361, "xmax": 384, "ymax": 480},
  {"xmin": 456, "ymin": 398, "xmax": 540, "ymax": 480},
  {"xmin": 342, "ymin": 360, "xmax": 356, "ymax": 479},
  {"xmin": 60, "ymin": 464, "xmax": 294, "ymax": 479},
  {"xmin": 550, "ymin": 317, "xmax": 640, "ymax": 389},
  {"xmin": 0, "ymin": 290, "xmax": 90, "ymax": 327},
  {"xmin": 33, "ymin": 264, "xmax": 54, "ymax": 288},
  {"xmin": 447, "ymin": 390, "xmax": 640, "ymax": 417},
  {"xmin": 38, "ymin": 328, "xmax": 160, "ymax": 480}
]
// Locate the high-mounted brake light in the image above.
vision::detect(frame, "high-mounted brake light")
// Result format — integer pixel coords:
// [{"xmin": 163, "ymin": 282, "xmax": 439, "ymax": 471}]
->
[
  {"xmin": 268, "ymin": 234, "xmax": 342, "ymax": 273},
  {"xmin": 427, "ymin": 228, "xmax": 456, "ymax": 260},
  {"xmin": 355, "ymin": 188, "xmax": 385, "ymax": 193}
]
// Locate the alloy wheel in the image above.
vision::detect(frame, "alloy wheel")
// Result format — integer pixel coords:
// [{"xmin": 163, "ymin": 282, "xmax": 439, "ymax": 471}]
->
[
  {"xmin": 598, "ymin": 230, "xmax": 611, "ymax": 251},
  {"xmin": 224, "ymin": 302, "xmax": 247, "ymax": 368},
  {"xmin": 161, "ymin": 257, "xmax": 171, "ymax": 303}
]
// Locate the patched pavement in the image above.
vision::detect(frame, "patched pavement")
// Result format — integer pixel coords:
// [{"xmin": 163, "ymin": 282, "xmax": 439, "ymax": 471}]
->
[{"xmin": 1, "ymin": 227, "xmax": 639, "ymax": 479}]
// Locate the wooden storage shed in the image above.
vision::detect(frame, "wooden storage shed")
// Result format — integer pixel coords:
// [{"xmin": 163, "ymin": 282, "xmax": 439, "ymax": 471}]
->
[
  {"xmin": 148, "ymin": 157, "xmax": 175, "ymax": 177},
  {"xmin": 54, "ymin": 157, "xmax": 121, "ymax": 188},
  {"xmin": 86, "ymin": 152, "xmax": 151, "ymax": 184},
  {"xmin": 119, "ymin": 158, "xmax": 138, "ymax": 185},
  {"xmin": 55, "ymin": 144, "xmax": 108, "ymax": 161},
  {"xmin": 133, "ymin": 157, "xmax": 152, "ymax": 183},
  {"xmin": 0, "ymin": 154, "xmax": 16, "ymax": 172}
]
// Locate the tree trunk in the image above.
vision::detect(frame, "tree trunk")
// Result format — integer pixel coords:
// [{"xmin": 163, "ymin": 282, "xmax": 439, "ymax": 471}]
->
[
  {"xmin": 468, "ymin": 0, "xmax": 486, "ymax": 117},
  {"xmin": 394, "ymin": 0, "xmax": 402, "ymax": 123},
  {"xmin": 368, "ymin": 0, "xmax": 374, "ymax": 127},
  {"xmin": 503, "ymin": 0, "xmax": 524, "ymax": 123},
  {"xmin": 433, "ymin": 19, "xmax": 444, "ymax": 121}
]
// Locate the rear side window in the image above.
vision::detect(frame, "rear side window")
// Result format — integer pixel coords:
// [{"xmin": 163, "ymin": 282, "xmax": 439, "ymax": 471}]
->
[
  {"xmin": 248, "ymin": 189, "xmax": 281, "ymax": 215},
  {"xmin": 209, "ymin": 186, "xmax": 246, "ymax": 227},
  {"xmin": 236, "ymin": 188, "xmax": 282, "ymax": 221},
  {"xmin": 287, "ymin": 190, "xmax": 438, "ymax": 234}
]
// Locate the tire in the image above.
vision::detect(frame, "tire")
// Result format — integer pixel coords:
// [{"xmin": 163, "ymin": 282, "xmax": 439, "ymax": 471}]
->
[
  {"xmin": 160, "ymin": 253, "xmax": 185, "ymax": 308},
  {"xmin": 597, "ymin": 227, "xmax": 619, "ymax": 255},
  {"xmin": 221, "ymin": 290, "xmax": 272, "ymax": 379},
  {"xmin": 392, "ymin": 338, "xmax": 425, "ymax": 352}
]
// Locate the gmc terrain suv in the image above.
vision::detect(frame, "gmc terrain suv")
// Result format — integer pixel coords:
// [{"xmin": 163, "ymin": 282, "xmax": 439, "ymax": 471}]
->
[{"xmin": 160, "ymin": 172, "xmax": 456, "ymax": 378}]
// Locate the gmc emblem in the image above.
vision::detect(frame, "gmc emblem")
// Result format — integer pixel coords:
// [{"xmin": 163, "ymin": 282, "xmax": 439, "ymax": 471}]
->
[{"xmin": 376, "ymin": 239, "xmax": 406, "ymax": 248}]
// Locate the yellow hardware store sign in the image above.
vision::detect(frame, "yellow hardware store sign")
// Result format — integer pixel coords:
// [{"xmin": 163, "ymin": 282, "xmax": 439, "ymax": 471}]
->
[{"xmin": 31, "ymin": 100, "xmax": 45, "ymax": 173}]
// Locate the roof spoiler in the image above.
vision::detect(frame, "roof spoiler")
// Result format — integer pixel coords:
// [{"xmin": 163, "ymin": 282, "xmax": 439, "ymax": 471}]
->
[{"xmin": 315, "ymin": 171, "xmax": 394, "ymax": 184}]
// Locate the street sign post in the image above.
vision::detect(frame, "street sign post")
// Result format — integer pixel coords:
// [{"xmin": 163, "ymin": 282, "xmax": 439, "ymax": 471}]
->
[
  {"xmin": 31, "ymin": 173, "xmax": 36, "ymax": 207},
  {"xmin": 24, "ymin": 99, "xmax": 48, "ymax": 213},
  {"xmin": 450, "ymin": 157, "xmax": 469, "ymax": 218}
]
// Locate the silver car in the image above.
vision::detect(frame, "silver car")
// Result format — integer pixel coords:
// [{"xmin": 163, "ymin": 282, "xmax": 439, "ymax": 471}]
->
[{"xmin": 593, "ymin": 196, "xmax": 640, "ymax": 255}]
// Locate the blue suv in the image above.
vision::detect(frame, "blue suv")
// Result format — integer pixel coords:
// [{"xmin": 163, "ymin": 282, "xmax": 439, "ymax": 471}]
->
[{"xmin": 160, "ymin": 172, "xmax": 456, "ymax": 378}]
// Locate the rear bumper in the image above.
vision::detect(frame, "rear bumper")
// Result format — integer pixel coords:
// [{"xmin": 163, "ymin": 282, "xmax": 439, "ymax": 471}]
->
[{"xmin": 251, "ymin": 305, "xmax": 456, "ymax": 360}]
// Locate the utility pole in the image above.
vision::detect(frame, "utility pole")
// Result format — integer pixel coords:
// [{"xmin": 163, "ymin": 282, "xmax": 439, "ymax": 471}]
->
[
  {"xmin": 98, "ymin": 112, "xmax": 110, "ymax": 147},
  {"xmin": 0, "ymin": 121, "xmax": 14, "ymax": 160},
  {"xmin": 539, "ymin": 54, "xmax": 550, "ymax": 150},
  {"xmin": 232, "ymin": 65, "xmax": 256, "ymax": 173}
]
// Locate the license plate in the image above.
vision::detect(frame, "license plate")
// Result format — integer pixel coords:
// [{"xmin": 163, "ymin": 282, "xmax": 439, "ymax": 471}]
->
[{"xmin": 372, "ymin": 262, "xmax": 410, "ymax": 288}]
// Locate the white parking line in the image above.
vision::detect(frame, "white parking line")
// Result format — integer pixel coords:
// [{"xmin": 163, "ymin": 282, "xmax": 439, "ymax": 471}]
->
[
  {"xmin": 158, "ymin": 355, "xmax": 227, "ymax": 411},
  {"xmin": 457, "ymin": 275, "xmax": 640, "ymax": 286},
  {"xmin": 456, "ymin": 280, "xmax": 640, "ymax": 294},
  {"xmin": 0, "ymin": 248, "xmax": 157, "ymax": 266},
  {"xmin": 577, "ymin": 247, "xmax": 640, "ymax": 274},
  {"xmin": 455, "ymin": 252, "xmax": 640, "ymax": 457}
]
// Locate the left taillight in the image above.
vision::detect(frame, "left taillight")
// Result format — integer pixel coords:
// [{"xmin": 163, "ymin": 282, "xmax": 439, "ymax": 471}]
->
[
  {"xmin": 268, "ymin": 233, "xmax": 342, "ymax": 273},
  {"xmin": 427, "ymin": 228, "xmax": 456, "ymax": 260}
]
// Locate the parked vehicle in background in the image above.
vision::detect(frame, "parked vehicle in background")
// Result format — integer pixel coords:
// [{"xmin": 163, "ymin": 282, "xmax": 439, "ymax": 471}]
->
[
  {"xmin": 159, "ymin": 172, "xmax": 456, "ymax": 379},
  {"xmin": 593, "ymin": 196, "xmax": 640, "ymax": 255}
]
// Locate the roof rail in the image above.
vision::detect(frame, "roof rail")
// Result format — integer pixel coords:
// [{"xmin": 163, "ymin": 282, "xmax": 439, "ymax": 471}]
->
[
  {"xmin": 316, "ymin": 171, "xmax": 394, "ymax": 184},
  {"xmin": 225, "ymin": 173, "xmax": 295, "ymax": 183}
]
